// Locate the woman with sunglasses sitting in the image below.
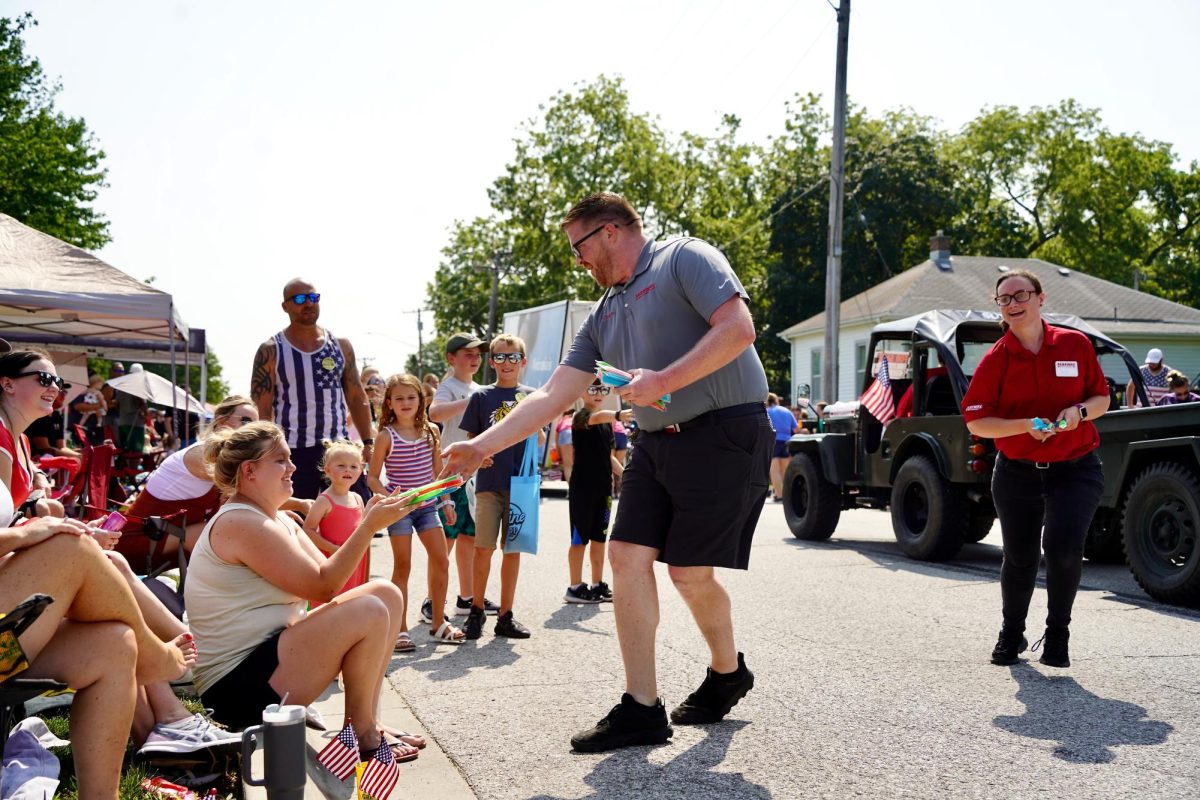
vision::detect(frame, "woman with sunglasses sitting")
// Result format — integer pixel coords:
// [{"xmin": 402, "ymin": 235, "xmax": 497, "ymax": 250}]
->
[{"xmin": 0, "ymin": 348, "xmax": 71, "ymax": 519}]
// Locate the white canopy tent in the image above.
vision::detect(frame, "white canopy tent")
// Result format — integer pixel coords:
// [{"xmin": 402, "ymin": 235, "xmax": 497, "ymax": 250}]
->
[{"xmin": 0, "ymin": 213, "xmax": 208, "ymax": 405}]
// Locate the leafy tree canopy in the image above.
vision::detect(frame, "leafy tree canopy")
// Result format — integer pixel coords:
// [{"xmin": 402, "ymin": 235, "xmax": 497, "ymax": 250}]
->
[{"xmin": 0, "ymin": 13, "xmax": 109, "ymax": 248}]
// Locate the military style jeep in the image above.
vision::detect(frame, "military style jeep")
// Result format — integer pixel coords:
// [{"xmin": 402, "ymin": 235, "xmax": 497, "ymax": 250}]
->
[{"xmin": 782, "ymin": 309, "xmax": 1200, "ymax": 608}]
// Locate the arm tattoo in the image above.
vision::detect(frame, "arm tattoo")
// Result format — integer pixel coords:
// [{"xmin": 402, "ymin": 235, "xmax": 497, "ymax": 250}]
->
[{"xmin": 251, "ymin": 342, "xmax": 275, "ymax": 404}]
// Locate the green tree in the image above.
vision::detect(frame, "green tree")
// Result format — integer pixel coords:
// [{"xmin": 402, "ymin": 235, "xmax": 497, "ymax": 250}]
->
[
  {"xmin": 403, "ymin": 339, "xmax": 446, "ymax": 381},
  {"xmin": 88, "ymin": 350, "xmax": 229, "ymax": 405},
  {"xmin": 766, "ymin": 104, "xmax": 960, "ymax": 397},
  {"xmin": 949, "ymin": 100, "xmax": 1200, "ymax": 296},
  {"xmin": 0, "ymin": 13, "xmax": 109, "ymax": 247}
]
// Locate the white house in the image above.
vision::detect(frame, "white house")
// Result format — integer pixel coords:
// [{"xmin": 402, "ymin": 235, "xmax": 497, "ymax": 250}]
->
[{"xmin": 778, "ymin": 235, "xmax": 1200, "ymax": 403}]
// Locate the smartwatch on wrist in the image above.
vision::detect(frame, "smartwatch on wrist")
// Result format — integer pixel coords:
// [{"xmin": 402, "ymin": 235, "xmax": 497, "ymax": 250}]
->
[{"xmin": 1075, "ymin": 404, "xmax": 1088, "ymax": 420}]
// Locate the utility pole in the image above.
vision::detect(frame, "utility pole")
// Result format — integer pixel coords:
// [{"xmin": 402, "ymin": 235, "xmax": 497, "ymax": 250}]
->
[
  {"xmin": 475, "ymin": 250, "xmax": 510, "ymax": 383},
  {"xmin": 415, "ymin": 308, "xmax": 425, "ymax": 376},
  {"xmin": 822, "ymin": 0, "xmax": 850, "ymax": 403}
]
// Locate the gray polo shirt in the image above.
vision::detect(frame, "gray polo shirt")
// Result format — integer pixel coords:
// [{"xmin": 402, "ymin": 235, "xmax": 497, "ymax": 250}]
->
[{"xmin": 562, "ymin": 236, "xmax": 768, "ymax": 432}]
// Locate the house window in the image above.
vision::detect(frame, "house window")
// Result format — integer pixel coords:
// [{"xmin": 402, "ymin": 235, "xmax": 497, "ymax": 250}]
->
[
  {"xmin": 855, "ymin": 341, "xmax": 867, "ymax": 393},
  {"xmin": 810, "ymin": 348, "xmax": 822, "ymax": 397}
]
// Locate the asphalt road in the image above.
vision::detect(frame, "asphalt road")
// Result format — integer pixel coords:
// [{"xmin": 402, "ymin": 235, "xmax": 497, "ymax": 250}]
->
[{"xmin": 379, "ymin": 496, "xmax": 1200, "ymax": 800}]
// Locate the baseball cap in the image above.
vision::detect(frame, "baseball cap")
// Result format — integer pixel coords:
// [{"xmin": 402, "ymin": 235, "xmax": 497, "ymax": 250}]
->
[
  {"xmin": 445, "ymin": 332, "xmax": 487, "ymax": 353},
  {"xmin": 1146, "ymin": 348, "xmax": 1164, "ymax": 365}
]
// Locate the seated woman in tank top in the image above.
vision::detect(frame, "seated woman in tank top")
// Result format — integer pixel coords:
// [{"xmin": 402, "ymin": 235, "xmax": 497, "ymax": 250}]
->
[
  {"xmin": 118, "ymin": 395, "xmax": 312, "ymax": 571},
  {"xmin": 184, "ymin": 420, "xmax": 418, "ymax": 757}
]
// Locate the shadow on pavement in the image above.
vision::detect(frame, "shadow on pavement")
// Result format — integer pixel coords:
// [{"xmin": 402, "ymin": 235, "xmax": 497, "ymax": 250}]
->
[
  {"xmin": 528, "ymin": 720, "xmax": 769, "ymax": 800},
  {"xmin": 396, "ymin": 635, "xmax": 521, "ymax": 682},
  {"xmin": 543, "ymin": 602, "xmax": 611, "ymax": 635},
  {"xmin": 994, "ymin": 663, "xmax": 1173, "ymax": 763}
]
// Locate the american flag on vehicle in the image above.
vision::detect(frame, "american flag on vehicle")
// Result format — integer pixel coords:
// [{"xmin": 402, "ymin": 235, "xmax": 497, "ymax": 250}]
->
[{"xmin": 860, "ymin": 355, "xmax": 896, "ymax": 425}]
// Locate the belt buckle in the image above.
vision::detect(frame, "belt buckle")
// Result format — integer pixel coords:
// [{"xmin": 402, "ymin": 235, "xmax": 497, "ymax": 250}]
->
[{"xmin": 1035, "ymin": 461, "xmax": 1050, "ymax": 470}]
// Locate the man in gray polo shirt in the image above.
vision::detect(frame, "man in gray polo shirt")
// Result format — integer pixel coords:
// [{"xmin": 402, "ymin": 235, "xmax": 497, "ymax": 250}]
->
[{"xmin": 444, "ymin": 191, "xmax": 772, "ymax": 752}]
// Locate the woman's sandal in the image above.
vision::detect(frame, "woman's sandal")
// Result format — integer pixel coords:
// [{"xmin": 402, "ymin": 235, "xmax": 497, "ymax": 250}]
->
[
  {"xmin": 430, "ymin": 620, "xmax": 465, "ymax": 645},
  {"xmin": 394, "ymin": 633, "xmax": 416, "ymax": 653},
  {"xmin": 380, "ymin": 725, "xmax": 426, "ymax": 749},
  {"xmin": 363, "ymin": 738, "xmax": 419, "ymax": 764}
]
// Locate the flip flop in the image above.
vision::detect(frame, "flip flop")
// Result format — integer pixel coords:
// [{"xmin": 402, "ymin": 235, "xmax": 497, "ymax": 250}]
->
[
  {"xmin": 430, "ymin": 620, "xmax": 465, "ymax": 645},
  {"xmin": 379, "ymin": 726, "xmax": 426, "ymax": 749},
  {"xmin": 362, "ymin": 739, "xmax": 419, "ymax": 764},
  {"xmin": 393, "ymin": 633, "xmax": 416, "ymax": 653}
]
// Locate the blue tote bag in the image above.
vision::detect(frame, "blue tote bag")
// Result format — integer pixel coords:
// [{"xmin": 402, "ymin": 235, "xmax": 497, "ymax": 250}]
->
[{"xmin": 503, "ymin": 434, "xmax": 541, "ymax": 555}]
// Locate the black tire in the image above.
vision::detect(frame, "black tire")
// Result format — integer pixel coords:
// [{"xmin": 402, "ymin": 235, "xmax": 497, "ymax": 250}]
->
[
  {"xmin": 1083, "ymin": 510, "xmax": 1125, "ymax": 564},
  {"xmin": 890, "ymin": 455, "xmax": 966, "ymax": 561},
  {"xmin": 783, "ymin": 452, "xmax": 841, "ymax": 541},
  {"xmin": 1121, "ymin": 463, "xmax": 1200, "ymax": 607},
  {"xmin": 963, "ymin": 505, "xmax": 995, "ymax": 544}
]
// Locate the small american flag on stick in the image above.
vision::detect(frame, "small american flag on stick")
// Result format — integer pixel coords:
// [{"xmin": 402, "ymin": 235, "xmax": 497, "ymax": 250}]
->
[
  {"xmin": 860, "ymin": 355, "xmax": 896, "ymax": 425},
  {"xmin": 317, "ymin": 718, "xmax": 360, "ymax": 781}
]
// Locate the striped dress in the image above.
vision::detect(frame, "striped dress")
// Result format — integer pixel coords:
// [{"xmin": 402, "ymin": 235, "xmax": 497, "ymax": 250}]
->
[
  {"xmin": 383, "ymin": 427, "xmax": 436, "ymax": 508},
  {"xmin": 272, "ymin": 330, "xmax": 349, "ymax": 448}
]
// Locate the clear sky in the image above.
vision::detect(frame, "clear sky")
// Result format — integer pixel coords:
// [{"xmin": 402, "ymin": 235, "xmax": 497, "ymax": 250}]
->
[{"xmin": 9, "ymin": 0, "xmax": 1199, "ymax": 397}]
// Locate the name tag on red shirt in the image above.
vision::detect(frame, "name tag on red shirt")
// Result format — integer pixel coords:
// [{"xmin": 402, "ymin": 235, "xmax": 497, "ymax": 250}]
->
[{"xmin": 1055, "ymin": 361, "xmax": 1079, "ymax": 377}]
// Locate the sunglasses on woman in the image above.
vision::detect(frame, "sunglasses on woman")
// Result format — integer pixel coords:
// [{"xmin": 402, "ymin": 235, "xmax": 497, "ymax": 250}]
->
[
  {"xmin": 14, "ymin": 371, "xmax": 68, "ymax": 391},
  {"xmin": 490, "ymin": 353, "xmax": 524, "ymax": 364},
  {"xmin": 586, "ymin": 385, "xmax": 611, "ymax": 396},
  {"xmin": 290, "ymin": 293, "xmax": 321, "ymax": 305}
]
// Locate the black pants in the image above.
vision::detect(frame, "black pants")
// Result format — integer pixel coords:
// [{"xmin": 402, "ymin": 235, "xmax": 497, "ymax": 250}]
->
[
  {"xmin": 991, "ymin": 451, "xmax": 1104, "ymax": 631},
  {"xmin": 290, "ymin": 444, "xmax": 372, "ymax": 503}
]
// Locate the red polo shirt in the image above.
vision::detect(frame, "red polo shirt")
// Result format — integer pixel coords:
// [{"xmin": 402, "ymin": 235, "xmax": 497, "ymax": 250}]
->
[{"xmin": 962, "ymin": 322, "xmax": 1108, "ymax": 462}]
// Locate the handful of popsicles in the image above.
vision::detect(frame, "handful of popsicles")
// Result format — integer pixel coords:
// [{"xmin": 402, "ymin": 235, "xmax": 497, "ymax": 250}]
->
[
  {"xmin": 390, "ymin": 474, "xmax": 464, "ymax": 505},
  {"xmin": 595, "ymin": 360, "xmax": 670, "ymax": 411},
  {"xmin": 1030, "ymin": 417, "xmax": 1069, "ymax": 433}
]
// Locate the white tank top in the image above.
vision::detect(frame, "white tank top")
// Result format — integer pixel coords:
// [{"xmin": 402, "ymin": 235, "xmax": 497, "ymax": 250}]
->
[
  {"xmin": 184, "ymin": 503, "xmax": 306, "ymax": 694},
  {"xmin": 144, "ymin": 443, "xmax": 213, "ymax": 501}
]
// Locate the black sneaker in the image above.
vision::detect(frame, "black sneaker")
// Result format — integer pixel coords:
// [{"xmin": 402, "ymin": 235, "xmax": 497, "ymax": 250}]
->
[
  {"xmin": 1032, "ymin": 626, "xmax": 1070, "ymax": 668},
  {"xmin": 463, "ymin": 606, "xmax": 485, "ymax": 640},
  {"xmin": 570, "ymin": 694, "xmax": 673, "ymax": 753},
  {"xmin": 493, "ymin": 611, "xmax": 530, "ymax": 638},
  {"xmin": 565, "ymin": 584, "xmax": 601, "ymax": 604},
  {"xmin": 420, "ymin": 598, "xmax": 433, "ymax": 624},
  {"xmin": 670, "ymin": 653, "xmax": 754, "ymax": 725},
  {"xmin": 990, "ymin": 627, "xmax": 1028, "ymax": 666},
  {"xmin": 590, "ymin": 581, "xmax": 613, "ymax": 602},
  {"xmin": 454, "ymin": 595, "xmax": 500, "ymax": 616}
]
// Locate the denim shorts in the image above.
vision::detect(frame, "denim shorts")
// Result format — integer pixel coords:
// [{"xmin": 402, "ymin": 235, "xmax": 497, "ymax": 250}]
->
[{"xmin": 388, "ymin": 505, "xmax": 443, "ymax": 536}]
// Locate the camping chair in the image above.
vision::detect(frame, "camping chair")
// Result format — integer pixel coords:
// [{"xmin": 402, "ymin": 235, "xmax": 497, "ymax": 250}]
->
[{"xmin": 0, "ymin": 595, "xmax": 69, "ymax": 745}]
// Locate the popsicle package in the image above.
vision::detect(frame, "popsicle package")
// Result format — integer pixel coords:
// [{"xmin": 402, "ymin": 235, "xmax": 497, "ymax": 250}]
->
[
  {"xmin": 1030, "ymin": 417, "xmax": 1068, "ymax": 433},
  {"xmin": 595, "ymin": 360, "xmax": 670, "ymax": 411}
]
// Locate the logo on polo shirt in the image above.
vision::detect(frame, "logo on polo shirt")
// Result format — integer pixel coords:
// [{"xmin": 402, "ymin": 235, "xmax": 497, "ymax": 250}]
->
[
  {"xmin": 602, "ymin": 311, "xmax": 616, "ymax": 323},
  {"xmin": 965, "ymin": 404, "xmax": 983, "ymax": 412},
  {"xmin": 635, "ymin": 283, "xmax": 656, "ymax": 300}
]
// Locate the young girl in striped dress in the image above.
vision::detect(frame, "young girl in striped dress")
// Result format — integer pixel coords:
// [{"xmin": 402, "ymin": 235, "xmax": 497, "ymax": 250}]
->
[
  {"xmin": 368, "ymin": 374, "xmax": 464, "ymax": 648},
  {"xmin": 302, "ymin": 440, "xmax": 371, "ymax": 600}
]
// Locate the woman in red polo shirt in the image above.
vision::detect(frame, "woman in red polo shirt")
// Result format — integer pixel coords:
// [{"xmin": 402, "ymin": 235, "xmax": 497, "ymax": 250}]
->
[{"xmin": 962, "ymin": 269, "xmax": 1110, "ymax": 669}]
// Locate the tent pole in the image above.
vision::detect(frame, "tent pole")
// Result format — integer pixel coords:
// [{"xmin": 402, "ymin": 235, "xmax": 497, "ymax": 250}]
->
[{"xmin": 169, "ymin": 311, "xmax": 179, "ymax": 447}]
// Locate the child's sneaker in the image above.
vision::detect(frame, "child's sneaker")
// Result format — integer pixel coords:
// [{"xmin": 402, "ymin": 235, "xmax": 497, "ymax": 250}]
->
[
  {"xmin": 494, "ymin": 611, "xmax": 531, "ymax": 638},
  {"xmin": 565, "ymin": 584, "xmax": 601, "ymax": 604},
  {"xmin": 463, "ymin": 606, "xmax": 485, "ymax": 640},
  {"xmin": 590, "ymin": 581, "xmax": 613, "ymax": 602},
  {"xmin": 420, "ymin": 598, "xmax": 434, "ymax": 624},
  {"xmin": 455, "ymin": 595, "xmax": 501, "ymax": 616}
]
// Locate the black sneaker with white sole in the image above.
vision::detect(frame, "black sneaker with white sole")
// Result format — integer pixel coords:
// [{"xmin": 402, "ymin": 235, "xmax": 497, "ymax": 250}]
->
[
  {"xmin": 565, "ymin": 584, "xmax": 601, "ymax": 604},
  {"xmin": 570, "ymin": 694, "xmax": 673, "ymax": 753},
  {"xmin": 590, "ymin": 581, "xmax": 613, "ymax": 602},
  {"xmin": 454, "ymin": 596, "xmax": 502, "ymax": 616},
  {"xmin": 669, "ymin": 652, "xmax": 754, "ymax": 725}
]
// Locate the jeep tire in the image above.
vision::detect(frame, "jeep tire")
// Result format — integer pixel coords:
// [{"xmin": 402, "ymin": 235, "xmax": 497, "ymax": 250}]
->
[
  {"xmin": 1121, "ymin": 463, "xmax": 1200, "ymax": 607},
  {"xmin": 783, "ymin": 452, "xmax": 841, "ymax": 541},
  {"xmin": 890, "ymin": 455, "xmax": 966, "ymax": 561}
]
